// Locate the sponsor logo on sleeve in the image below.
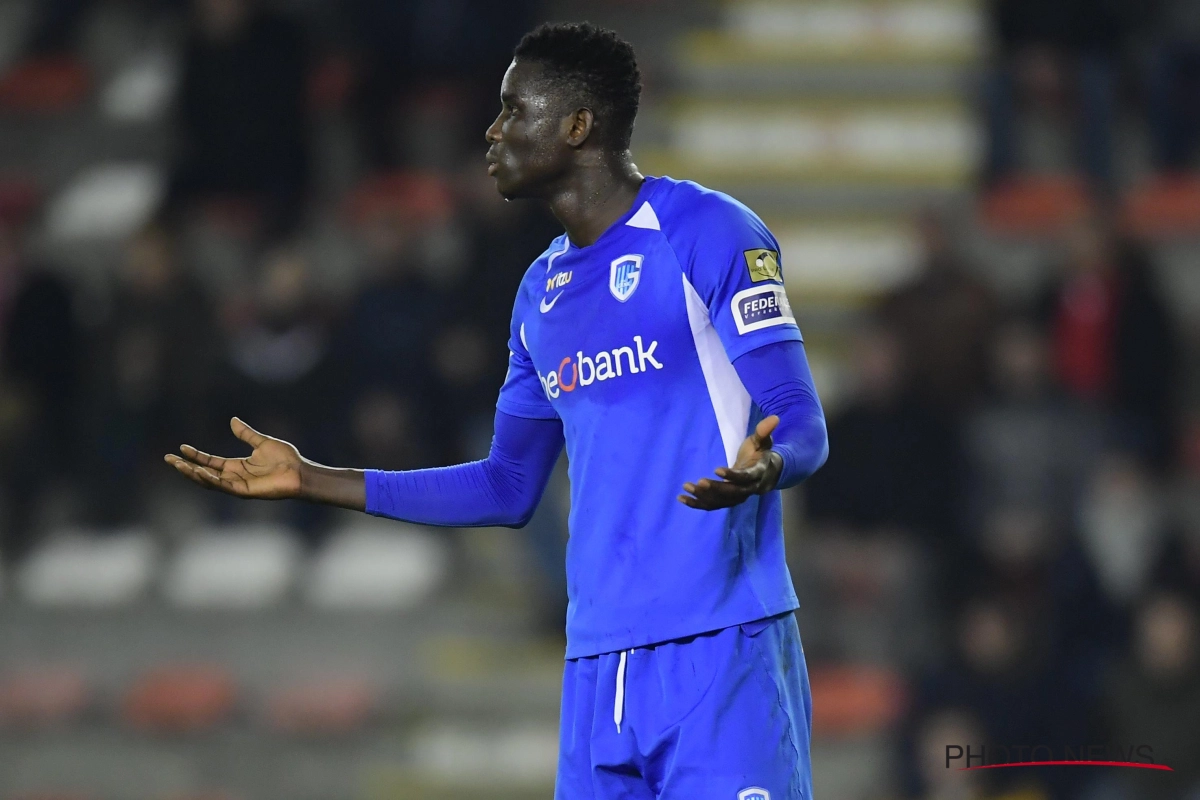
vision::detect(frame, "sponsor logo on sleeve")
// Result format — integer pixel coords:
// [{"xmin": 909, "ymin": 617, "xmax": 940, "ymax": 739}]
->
[
  {"xmin": 743, "ymin": 248, "xmax": 781, "ymax": 283},
  {"xmin": 731, "ymin": 285, "xmax": 796, "ymax": 334}
]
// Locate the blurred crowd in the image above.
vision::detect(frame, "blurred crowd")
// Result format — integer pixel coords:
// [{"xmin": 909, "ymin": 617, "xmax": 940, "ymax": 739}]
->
[
  {"xmin": 801, "ymin": 208, "xmax": 1200, "ymax": 800},
  {"xmin": 0, "ymin": 1, "xmax": 1197, "ymax": 800},
  {"xmin": 0, "ymin": 0, "xmax": 557, "ymax": 554},
  {"xmin": 985, "ymin": 0, "xmax": 1200, "ymax": 190}
]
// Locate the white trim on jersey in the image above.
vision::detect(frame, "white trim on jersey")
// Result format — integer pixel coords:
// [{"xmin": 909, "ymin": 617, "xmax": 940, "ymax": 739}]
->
[
  {"xmin": 545, "ymin": 237, "xmax": 571, "ymax": 272},
  {"xmin": 681, "ymin": 273, "xmax": 752, "ymax": 467},
  {"xmin": 625, "ymin": 201, "xmax": 661, "ymax": 231}
]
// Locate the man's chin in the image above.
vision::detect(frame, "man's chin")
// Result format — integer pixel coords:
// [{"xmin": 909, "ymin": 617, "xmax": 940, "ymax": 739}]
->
[{"xmin": 493, "ymin": 178, "xmax": 528, "ymax": 201}]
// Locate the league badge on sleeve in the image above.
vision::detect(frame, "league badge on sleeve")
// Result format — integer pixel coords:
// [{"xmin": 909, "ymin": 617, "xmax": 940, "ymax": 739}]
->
[
  {"xmin": 737, "ymin": 788, "xmax": 770, "ymax": 800},
  {"xmin": 609, "ymin": 254, "xmax": 643, "ymax": 302},
  {"xmin": 743, "ymin": 248, "xmax": 781, "ymax": 283}
]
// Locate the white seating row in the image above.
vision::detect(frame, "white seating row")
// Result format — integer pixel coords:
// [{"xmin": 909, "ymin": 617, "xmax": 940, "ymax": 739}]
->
[{"xmin": 5, "ymin": 520, "xmax": 448, "ymax": 610}]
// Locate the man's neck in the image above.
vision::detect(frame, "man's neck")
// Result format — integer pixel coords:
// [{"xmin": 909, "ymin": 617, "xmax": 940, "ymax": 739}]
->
[{"xmin": 546, "ymin": 154, "xmax": 644, "ymax": 248}]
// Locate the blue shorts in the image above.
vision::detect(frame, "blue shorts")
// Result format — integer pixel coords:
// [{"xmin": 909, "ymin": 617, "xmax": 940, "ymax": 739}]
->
[{"xmin": 555, "ymin": 611, "xmax": 813, "ymax": 800}]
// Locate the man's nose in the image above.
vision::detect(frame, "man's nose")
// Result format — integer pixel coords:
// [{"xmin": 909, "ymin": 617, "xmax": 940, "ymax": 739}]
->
[{"xmin": 485, "ymin": 116, "xmax": 502, "ymax": 144}]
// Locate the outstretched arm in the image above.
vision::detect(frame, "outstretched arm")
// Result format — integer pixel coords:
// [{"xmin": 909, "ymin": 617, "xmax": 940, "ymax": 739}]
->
[
  {"xmin": 167, "ymin": 410, "xmax": 564, "ymax": 527},
  {"xmin": 365, "ymin": 410, "xmax": 563, "ymax": 527},
  {"xmin": 680, "ymin": 340, "xmax": 828, "ymax": 510}
]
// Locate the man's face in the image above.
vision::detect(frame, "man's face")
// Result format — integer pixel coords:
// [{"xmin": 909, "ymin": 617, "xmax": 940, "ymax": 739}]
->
[{"xmin": 485, "ymin": 60, "xmax": 575, "ymax": 199}]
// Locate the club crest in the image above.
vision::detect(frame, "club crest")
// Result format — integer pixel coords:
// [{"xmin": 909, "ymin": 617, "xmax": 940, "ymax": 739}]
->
[
  {"xmin": 737, "ymin": 789, "xmax": 770, "ymax": 800},
  {"xmin": 609, "ymin": 254, "xmax": 643, "ymax": 302}
]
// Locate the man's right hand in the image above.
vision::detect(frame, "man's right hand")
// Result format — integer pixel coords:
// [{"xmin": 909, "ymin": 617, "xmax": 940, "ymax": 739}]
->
[{"xmin": 165, "ymin": 417, "xmax": 304, "ymax": 500}]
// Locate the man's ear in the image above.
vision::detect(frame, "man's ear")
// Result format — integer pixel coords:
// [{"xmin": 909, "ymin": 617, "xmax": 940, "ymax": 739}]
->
[{"xmin": 565, "ymin": 107, "xmax": 594, "ymax": 148}]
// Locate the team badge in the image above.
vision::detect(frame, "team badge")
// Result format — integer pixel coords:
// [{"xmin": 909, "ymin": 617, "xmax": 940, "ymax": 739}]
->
[
  {"xmin": 744, "ymin": 248, "xmax": 781, "ymax": 283},
  {"xmin": 609, "ymin": 254, "xmax": 643, "ymax": 302},
  {"xmin": 737, "ymin": 789, "xmax": 770, "ymax": 800}
]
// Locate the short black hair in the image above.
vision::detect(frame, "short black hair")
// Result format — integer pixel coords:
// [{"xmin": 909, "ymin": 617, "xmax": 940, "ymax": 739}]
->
[{"xmin": 514, "ymin": 22, "xmax": 642, "ymax": 151}]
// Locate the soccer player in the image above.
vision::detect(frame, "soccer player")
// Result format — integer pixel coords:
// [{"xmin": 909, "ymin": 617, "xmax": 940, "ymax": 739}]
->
[{"xmin": 166, "ymin": 22, "xmax": 829, "ymax": 800}]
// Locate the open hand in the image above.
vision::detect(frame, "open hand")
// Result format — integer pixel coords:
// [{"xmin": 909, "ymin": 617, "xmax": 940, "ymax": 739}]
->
[
  {"xmin": 165, "ymin": 417, "xmax": 304, "ymax": 500},
  {"xmin": 679, "ymin": 415, "xmax": 783, "ymax": 511}
]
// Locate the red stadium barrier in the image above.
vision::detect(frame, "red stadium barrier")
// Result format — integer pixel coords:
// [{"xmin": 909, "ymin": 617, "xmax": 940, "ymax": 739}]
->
[
  {"xmin": 0, "ymin": 57, "xmax": 89, "ymax": 113},
  {"xmin": 0, "ymin": 667, "xmax": 89, "ymax": 728},
  {"xmin": 121, "ymin": 665, "xmax": 237, "ymax": 733},
  {"xmin": 1121, "ymin": 175, "xmax": 1200, "ymax": 238},
  {"xmin": 344, "ymin": 172, "xmax": 455, "ymax": 228},
  {"xmin": 979, "ymin": 175, "xmax": 1093, "ymax": 236},
  {"xmin": 808, "ymin": 664, "xmax": 908, "ymax": 738},
  {"xmin": 263, "ymin": 676, "xmax": 377, "ymax": 735}
]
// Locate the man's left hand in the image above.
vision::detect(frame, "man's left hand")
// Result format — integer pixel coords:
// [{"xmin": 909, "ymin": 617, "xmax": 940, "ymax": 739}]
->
[{"xmin": 679, "ymin": 415, "xmax": 783, "ymax": 510}]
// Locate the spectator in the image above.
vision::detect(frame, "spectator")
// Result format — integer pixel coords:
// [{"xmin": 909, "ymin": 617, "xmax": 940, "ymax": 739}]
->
[
  {"xmin": 1077, "ymin": 453, "xmax": 1170, "ymax": 608},
  {"xmin": 0, "ymin": 224, "xmax": 80, "ymax": 559},
  {"xmin": 1109, "ymin": 241, "xmax": 1180, "ymax": 467},
  {"xmin": 910, "ymin": 597, "xmax": 1092, "ymax": 799},
  {"xmin": 17, "ymin": 0, "xmax": 182, "ymax": 57},
  {"xmin": 85, "ymin": 226, "xmax": 219, "ymax": 525},
  {"xmin": 1038, "ymin": 220, "xmax": 1179, "ymax": 466},
  {"xmin": 213, "ymin": 246, "xmax": 338, "ymax": 541},
  {"xmin": 345, "ymin": 388, "xmax": 427, "ymax": 471},
  {"xmin": 1147, "ymin": 0, "xmax": 1200, "ymax": 172},
  {"xmin": 1104, "ymin": 594, "xmax": 1200, "ymax": 799},
  {"xmin": 333, "ymin": 205, "xmax": 446, "ymax": 462},
  {"xmin": 805, "ymin": 324, "xmax": 964, "ymax": 548},
  {"xmin": 879, "ymin": 209, "xmax": 999, "ymax": 416},
  {"xmin": 963, "ymin": 319, "xmax": 1103, "ymax": 535},
  {"xmin": 454, "ymin": 158, "xmax": 562, "ymax": 373},
  {"xmin": 964, "ymin": 506, "xmax": 1118, "ymax": 702},
  {"xmin": 1152, "ymin": 517, "xmax": 1200, "ymax": 606},
  {"xmin": 342, "ymin": 0, "xmax": 537, "ymax": 169},
  {"xmin": 220, "ymin": 246, "xmax": 334, "ymax": 439},
  {"xmin": 167, "ymin": 0, "xmax": 311, "ymax": 235},
  {"xmin": 983, "ymin": 0, "xmax": 1127, "ymax": 189}
]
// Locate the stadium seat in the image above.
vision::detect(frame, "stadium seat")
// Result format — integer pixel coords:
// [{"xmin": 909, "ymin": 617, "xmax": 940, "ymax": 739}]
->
[
  {"xmin": 0, "ymin": 667, "xmax": 88, "ymax": 728},
  {"xmin": 263, "ymin": 676, "xmax": 376, "ymax": 735},
  {"xmin": 102, "ymin": 50, "xmax": 176, "ymax": 123},
  {"xmin": 808, "ymin": 664, "xmax": 907, "ymax": 738},
  {"xmin": 344, "ymin": 172, "xmax": 454, "ymax": 228},
  {"xmin": 1121, "ymin": 176, "xmax": 1200, "ymax": 238},
  {"xmin": 121, "ymin": 665, "xmax": 236, "ymax": 733},
  {"xmin": 305, "ymin": 521, "xmax": 447, "ymax": 610},
  {"xmin": 17, "ymin": 529, "xmax": 156, "ymax": 607},
  {"xmin": 164, "ymin": 525, "xmax": 300, "ymax": 609},
  {"xmin": 979, "ymin": 175, "xmax": 1093, "ymax": 236},
  {"xmin": 43, "ymin": 163, "xmax": 165, "ymax": 242},
  {"xmin": 0, "ymin": 57, "xmax": 90, "ymax": 112}
]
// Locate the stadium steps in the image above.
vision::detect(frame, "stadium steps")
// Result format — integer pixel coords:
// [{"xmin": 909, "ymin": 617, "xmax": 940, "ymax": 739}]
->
[{"xmin": 640, "ymin": 0, "xmax": 984, "ymax": 332}]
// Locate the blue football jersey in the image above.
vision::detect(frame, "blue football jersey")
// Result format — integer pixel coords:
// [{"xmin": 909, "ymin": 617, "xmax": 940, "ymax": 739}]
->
[{"xmin": 495, "ymin": 176, "xmax": 803, "ymax": 658}]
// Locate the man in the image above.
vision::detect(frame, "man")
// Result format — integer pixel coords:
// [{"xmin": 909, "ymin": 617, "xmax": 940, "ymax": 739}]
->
[{"xmin": 167, "ymin": 22, "xmax": 829, "ymax": 799}]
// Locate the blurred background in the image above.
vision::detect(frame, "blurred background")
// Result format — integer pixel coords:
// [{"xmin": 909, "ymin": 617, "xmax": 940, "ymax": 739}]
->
[{"xmin": 0, "ymin": 0, "xmax": 1198, "ymax": 798}]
